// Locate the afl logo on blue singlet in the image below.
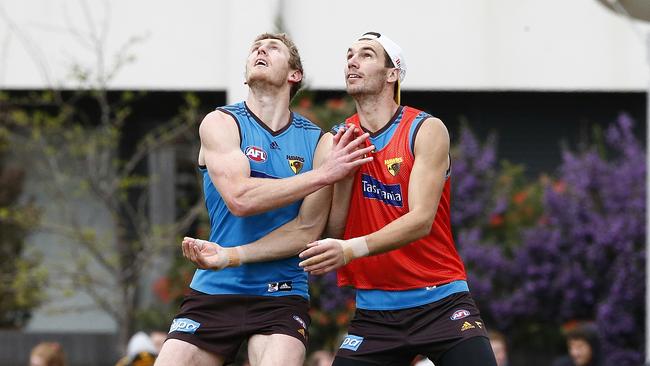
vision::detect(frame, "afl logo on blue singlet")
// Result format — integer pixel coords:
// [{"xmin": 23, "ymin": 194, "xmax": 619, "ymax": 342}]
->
[{"xmin": 245, "ymin": 146, "xmax": 267, "ymax": 162}]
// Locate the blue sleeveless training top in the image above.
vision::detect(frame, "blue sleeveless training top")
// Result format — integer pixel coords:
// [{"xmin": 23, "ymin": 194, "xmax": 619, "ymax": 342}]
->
[{"xmin": 190, "ymin": 101, "xmax": 323, "ymax": 299}]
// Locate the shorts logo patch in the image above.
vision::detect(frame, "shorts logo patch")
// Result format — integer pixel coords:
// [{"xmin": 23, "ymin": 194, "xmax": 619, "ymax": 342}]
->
[
  {"xmin": 461, "ymin": 321, "xmax": 475, "ymax": 332},
  {"xmin": 268, "ymin": 281, "xmax": 293, "ymax": 292},
  {"xmin": 293, "ymin": 315, "xmax": 307, "ymax": 329},
  {"xmin": 169, "ymin": 318, "xmax": 200, "ymax": 334},
  {"xmin": 340, "ymin": 335, "xmax": 364, "ymax": 351},
  {"xmin": 450, "ymin": 309, "xmax": 471, "ymax": 320},
  {"xmin": 297, "ymin": 328, "xmax": 306, "ymax": 338},
  {"xmin": 475, "ymin": 320, "xmax": 483, "ymax": 329},
  {"xmin": 245, "ymin": 146, "xmax": 267, "ymax": 162}
]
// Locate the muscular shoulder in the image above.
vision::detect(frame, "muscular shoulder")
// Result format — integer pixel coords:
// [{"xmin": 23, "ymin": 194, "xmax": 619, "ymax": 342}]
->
[
  {"xmin": 199, "ymin": 110, "xmax": 237, "ymax": 130},
  {"xmin": 317, "ymin": 129, "xmax": 334, "ymax": 148},
  {"xmin": 199, "ymin": 110, "xmax": 240, "ymax": 148},
  {"xmin": 414, "ymin": 117, "xmax": 449, "ymax": 153}
]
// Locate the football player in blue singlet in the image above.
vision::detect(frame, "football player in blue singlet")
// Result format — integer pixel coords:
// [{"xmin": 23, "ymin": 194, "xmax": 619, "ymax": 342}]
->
[{"xmin": 155, "ymin": 33, "xmax": 373, "ymax": 366}]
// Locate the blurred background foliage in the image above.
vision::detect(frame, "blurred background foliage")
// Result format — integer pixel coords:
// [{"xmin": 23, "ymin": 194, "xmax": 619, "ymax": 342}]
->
[{"xmin": 0, "ymin": 131, "xmax": 47, "ymax": 328}]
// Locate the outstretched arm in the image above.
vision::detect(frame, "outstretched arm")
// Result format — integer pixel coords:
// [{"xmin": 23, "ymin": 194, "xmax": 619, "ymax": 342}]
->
[
  {"xmin": 324, "ymin": 125, "xmax": 365, "ymax": 239},
  {"xmin": 183, "ymin": 131, "xmax": 360, "ymax": 270},
  {"xmin": 200, "ymin": 110, "xmax": 373, "ymax": 217},
  {"xmin": 298, "ymin": 118, "xmax": 450, "ymax": 275},
  {"xmin": 323, "ymin": 174, "xmax": 355, "ymax": 239}
]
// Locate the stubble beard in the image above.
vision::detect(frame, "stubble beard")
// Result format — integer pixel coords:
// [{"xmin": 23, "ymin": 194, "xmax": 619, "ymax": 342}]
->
[
  {"xmin": 346, "ymin": 78, "xmax": 383, "ymax": 101},
  {"xmin": 246, "ymin": 70, "xmax": 284, "ymax": 94}
]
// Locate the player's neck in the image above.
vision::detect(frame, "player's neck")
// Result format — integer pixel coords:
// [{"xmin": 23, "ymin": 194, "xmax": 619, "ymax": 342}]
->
[
  {"xmin": 353, "ymin": 92, "xmax": 399, "ymax": 133},
  {"xmin": 246, "ymin": 87, "xmax": 291, "ymax": 131}
]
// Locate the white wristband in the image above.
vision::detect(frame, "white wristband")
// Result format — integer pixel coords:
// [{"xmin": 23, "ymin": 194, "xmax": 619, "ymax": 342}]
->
[
  {"xmin": 230, "ymin": 246, "xmax": 244, "ymax": 267},
  {"xmin": 340, "ymin": 237, "xmax": 370, "ymax": 264}
]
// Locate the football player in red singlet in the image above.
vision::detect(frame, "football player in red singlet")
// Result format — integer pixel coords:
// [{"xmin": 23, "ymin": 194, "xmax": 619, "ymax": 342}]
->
[{"xmin": 299, "ymin": 32, "xmax": 498, "ymax": 366}]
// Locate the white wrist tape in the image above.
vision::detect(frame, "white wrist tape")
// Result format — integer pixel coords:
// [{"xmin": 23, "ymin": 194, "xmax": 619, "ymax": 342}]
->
[
  {"xmin": 229, "ymin": 246, "xmax": 244, "ymax": 267},
  {"xmin": 340, "ymin": 237, "xmax": 370, "ymax": 264}
]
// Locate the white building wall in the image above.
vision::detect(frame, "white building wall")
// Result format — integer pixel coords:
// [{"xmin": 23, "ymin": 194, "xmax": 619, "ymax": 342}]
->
[{"xmin": 0, "ymin": 0, "xmax": 648, "ymax": 94}]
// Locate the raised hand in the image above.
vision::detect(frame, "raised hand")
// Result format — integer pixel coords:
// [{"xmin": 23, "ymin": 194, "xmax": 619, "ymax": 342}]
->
[{"xmin": 319, "ymin": 124, "xmax": 374, "ymax": 184}]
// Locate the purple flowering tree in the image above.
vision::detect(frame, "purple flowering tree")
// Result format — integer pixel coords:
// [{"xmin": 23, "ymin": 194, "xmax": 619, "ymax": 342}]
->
[
  {"xmin": 451, "ymin": 126, "xmax": 543, "ymax": 323},
  {"xmin": 512, "ymin": 114, "xmax": 644, "ymax": 365},
  {"xmin": 454, "ymin": 114, "xmax": 645, "ymax": 365}
]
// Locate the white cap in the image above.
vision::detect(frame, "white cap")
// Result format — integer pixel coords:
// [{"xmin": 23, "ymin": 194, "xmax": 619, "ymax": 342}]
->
[
  {"xmin": 126, "ymin": 331, "xmax": 157, "ymax": 359},
  {"xmin": 358, "ymin": 32, "xmax": 406, "ymax": 103}
]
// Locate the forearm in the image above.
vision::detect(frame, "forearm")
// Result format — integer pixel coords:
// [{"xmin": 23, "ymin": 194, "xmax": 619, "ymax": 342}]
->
[
  {"xmin": 324, "ymin": 176, "xmax": 355, "ymax": 238},
  {"xmin": 225, "ymin": 169, "xmax": 329, "ymax": 216},
  {"xmin": 211, "ymin": 127, "xmax": 372, "ymax": 217},
  {"xmin": 239, "ymin": 216, "xmax": 327, "ymax": 263},
  {"xmin": 297, "ymin": 212, "xmax": 432, "ymax": 273},
  {"xmin": 237, "ymin": 180, "xmax": 333, "ymax": 263},
  {"xmin": 364, "ymin": 211, "xmax": 432, "ymax": 255}
]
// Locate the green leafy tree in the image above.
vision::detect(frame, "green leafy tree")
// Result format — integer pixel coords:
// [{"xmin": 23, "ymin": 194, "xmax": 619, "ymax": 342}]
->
[
  {"xmin": 0, "ymin": 88, "xmax": 203, "ymax": 348},
  {"xmin": 0, "ymin": 4, "xmax": 204, "ymax": 347},
  {"xmin": 0, "ymin": 133, "xmax": 46, "ymax": 328}
]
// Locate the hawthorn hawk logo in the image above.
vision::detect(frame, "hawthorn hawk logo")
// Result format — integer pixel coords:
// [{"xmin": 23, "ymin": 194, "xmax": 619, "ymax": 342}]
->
[
  {"xmin": 384, "ymin": 157, "xmax": 403, "ymax": 176},
  {"xmin": 287, "ymin": 155, "xmax": 305, "ymax": 174}
]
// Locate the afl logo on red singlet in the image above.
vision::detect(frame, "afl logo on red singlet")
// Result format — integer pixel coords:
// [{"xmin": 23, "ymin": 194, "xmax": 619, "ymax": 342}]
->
[{"xmin": 245, "ymin": 146, "xmax": 267, "ymax": 162}]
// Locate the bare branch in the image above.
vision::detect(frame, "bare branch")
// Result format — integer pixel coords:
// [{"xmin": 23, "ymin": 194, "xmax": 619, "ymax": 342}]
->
[
  {"xmin": 0, "ymin": 3, "xmax": 54, "ymax": 85},
  {"xmin": 170, "ymin": 200, "xmax": 205, "ymax": 236},
  {"xmin": 118, "ymin": 118, "xmax": 195, "ymax": 183},
  {"xmin": 38, "ymin": 221, "xmax": 119, "ymax": 278}
]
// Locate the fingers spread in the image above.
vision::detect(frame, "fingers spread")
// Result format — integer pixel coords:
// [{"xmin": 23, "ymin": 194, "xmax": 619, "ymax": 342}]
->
[
  {"xmin": 332, "ymin": 127, "xmax": 344, "ymax": 145},
  {"xmin": 343, "ymin": 132, "xmax": 370, "ymax": 153},
  {"xmin": 352, "ymin": 145, "xmax": 375, "ymax": 158},
  {"xmin": 337, "ymin": 125, "xmax": 357, "ymax": 146},
  {"xmin": 349, "ymin": 156, "xmax": 374, "ymax": 167}
]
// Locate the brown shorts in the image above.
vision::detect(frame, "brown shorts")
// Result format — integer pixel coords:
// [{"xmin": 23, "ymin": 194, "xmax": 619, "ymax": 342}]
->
[
  {"xmin": 335, "ymin": 292, "xmax": 488, "ymax": 365},
  {"xmin": 166, "ymin": 290, "xmax": 310, "ymax": 364}
]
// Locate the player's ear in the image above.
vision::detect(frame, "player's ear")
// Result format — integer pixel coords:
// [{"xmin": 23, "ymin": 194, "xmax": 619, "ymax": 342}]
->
[
  {"xmin": 289, "ymin": 69, "xmax": 303, "ymax": 83},
  {"xmin": 386, "ymin": 68, "xmax": 399, "ymax": 83}
]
